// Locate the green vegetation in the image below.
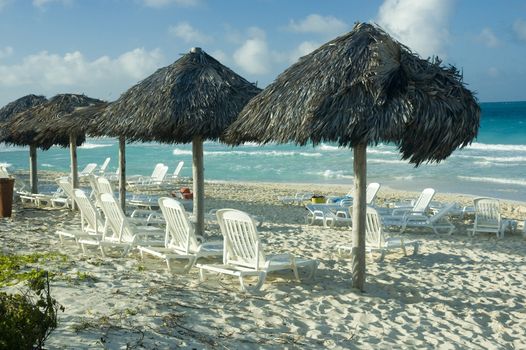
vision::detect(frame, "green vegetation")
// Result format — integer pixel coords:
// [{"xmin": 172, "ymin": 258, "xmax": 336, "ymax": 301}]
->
[{"xmin": 0, "ymin": 253, "xmax": 66, "ymax": 350}]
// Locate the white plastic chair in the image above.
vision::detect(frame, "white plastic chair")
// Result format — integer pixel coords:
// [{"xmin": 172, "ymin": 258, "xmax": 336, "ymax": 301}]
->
[
  {"xmin": 338, "ymin": 207, "xmax": 420, "ymax": 261},
  {"xmin": 79, "ymin": 163, "xmax": 98, "ymax": 177},
  {"xmin": 401, "ymin": 202, "xmax": 456, "ymax": 234},
  {"xmin": 137, "ymin": 197, "xmax": 222, "ymax": 273},
  {"xmin": 97, "ymin": 157, "xmax": 111, "ymax": 175},
  {"xmin": 56, "ymin": 189, "xmax": 104, "ymax": 245},
  {"xmin": 382, "ymin": 188, "xmax": 435, "ymax": 229},
  {"xmin": 197, "ymin": 209, "xmax": 317, "ymax": 293},
  {"xmin": 278, "ymin": 192, "xmax": 314, "ymax": 206},
  {"xmin": 127, "ymin": 163, "xmax": 168, "ymax": 187},
  {"xmin": 468, "ymin": 197, "xmax": 502, "ymax": 238},
  {"xmin": 78, "ymin": 193, "xmax": 164, "ymax": 257}
]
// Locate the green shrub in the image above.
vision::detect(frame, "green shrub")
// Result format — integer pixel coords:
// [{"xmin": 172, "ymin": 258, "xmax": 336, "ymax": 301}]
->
[{"xmin": 0, "ymin": 255, "xmax": 64, "ymax": 350}]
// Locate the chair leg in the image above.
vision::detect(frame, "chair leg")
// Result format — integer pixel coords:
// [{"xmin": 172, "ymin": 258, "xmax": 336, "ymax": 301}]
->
[
  {"xmin": 402, "ymin": 245, "xmax": 407, "ymax": 256},
  {"xmin": 239, "ymin": 272, "xmax": 266, "ymax": 293},
  {"xmin": 199, "ymin": 268, "xmax": 207, "ymax": 282},
  {"xmin": 412, "ymin": 242, "xmax": 420, "ymax": 255}
]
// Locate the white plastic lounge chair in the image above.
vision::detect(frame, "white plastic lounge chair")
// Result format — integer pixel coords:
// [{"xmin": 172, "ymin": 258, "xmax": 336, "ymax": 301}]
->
[
  {"xmin": 278, "ymin": 192, "xmax": 314, "ymax": 206},
  {"xmin": 96, "ymin": 157, "xmax": 111, "ymax": 175},
  {"xmin": 382, "ymin": 188, "xmax": 435, "ymax": 228},
  {"xmin": 79, "ymin": 163, "xmax": 98, "ymax": 177},
  {"xmin": 0, "ymin": 166, "xmax": 9, "ymax": 178},
  {"xmin": 137, "ymin": 197, "xmax": 222, "ymax": 273},
  {"xmin": 127, "ymin": 163, "xmax": 167, "ymax": 186},
  {"xmin": 400, "ymin": 202, "xmax": 456, "ymax": 234},
  {"xmin": 56, "ymin": 189, "xmax": 104, "ymax": 245},
  {"xmin": 305, "ymin": 201, "xmax": 352, "ymax": 228},
  {"xmin": 166, "ymin": 161, "xmax": 184, "ymax": 182},
  {"xmin": 327, "ymin": 182, "xmax": 381, "ymax": 206},
  {"xmin": 78, "ymin": 193, "xmax": 164, "ymax": 257},
  {"xmin": 19, "ymin": 178, "xmax": 70, "ymax": 208},
  {"xmin": 52, "ymin": 177, "xmax": 75, "ymax": 208},
  {"xmin": 313, "ymin": 183, "xmax": 382, "ymax": 227},
  {"xmin": 197, "ymin": 209, "xmax": 317, "ymax": 293},
  {"xmin": 337, "ymin": 207, "xmax": 420, "ymax": 261},
  {"xmin": 468, "ymin": 197, "xmax": 503, "ymax": 238}
]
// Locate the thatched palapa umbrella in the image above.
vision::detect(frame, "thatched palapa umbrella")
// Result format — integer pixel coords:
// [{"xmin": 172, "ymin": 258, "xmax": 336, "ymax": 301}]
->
[
  {"xmin": 87, "ymin": 47, "xmax": 261, "ymax": 234},
  {"xmin": 6, "ymin": 94, "xmax": 105, "ymax": 192},
  {"xmin": 0, "ymin": 94, "xmax": 49, "ymax": 193},
  {"xmin": 226, "ymin": 22, "xmax": 480, "ymax": 291}
]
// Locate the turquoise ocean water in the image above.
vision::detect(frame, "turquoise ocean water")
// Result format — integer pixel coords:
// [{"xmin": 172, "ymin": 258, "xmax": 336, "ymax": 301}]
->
[{"xmin": 1, "ymin": 101, "xmax": 525, "ymax": 201}]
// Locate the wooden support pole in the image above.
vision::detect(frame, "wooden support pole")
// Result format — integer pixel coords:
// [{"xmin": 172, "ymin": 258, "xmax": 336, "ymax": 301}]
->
[
  {"xmin": 119, "ymin": 136, "xmax": 126, "ymax": 213},
  {"xmin": 69, "ymin": 134, "xmax": 78, "ymax": 211},
  {"xmin": 351, "ymin": 143, "xmax": 367, "ymax": 291},
  {"xmin": 29, "ymin": 144, "xmax": 38, "ymax": 194},
  {"xmin": 70, "ymin": 135, "xmax": 79, "ymax": 189},
  {"xmin": 192, "ymin": 136, "xmax": 205, "ymax": 237}
]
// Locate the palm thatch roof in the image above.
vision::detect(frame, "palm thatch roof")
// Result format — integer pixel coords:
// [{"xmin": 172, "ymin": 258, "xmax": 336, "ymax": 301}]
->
[
  {"xmin": 87, "ymin": 47, "xmax": 261, "ymax": 143},
  {"xmin": 4, "ymin": 94, "xmax": 105, "ymax": 149},
  {"xmin": 226, "ymin": 22, "xmax": 480, "ymax": 165},
  {"xmin": 0, "ymin": 94, "xmax": 47, "ymax": 145}
]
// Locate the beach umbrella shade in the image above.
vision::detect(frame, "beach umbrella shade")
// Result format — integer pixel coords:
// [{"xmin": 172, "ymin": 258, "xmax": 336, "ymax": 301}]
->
[
  {"xmin": 86, "ymin": 47, "xmax": 261, "ymax": 233},
  {"xmin": 5, "ymin": 94, "xmax": 105, "ymax": 193},
  {"xmin": 0, "ymin": 94, "xmax": 49, "ymax": 193},
  {"xmin": 225, "ymin": 22, "xmax": 481, "ymax": 291}
]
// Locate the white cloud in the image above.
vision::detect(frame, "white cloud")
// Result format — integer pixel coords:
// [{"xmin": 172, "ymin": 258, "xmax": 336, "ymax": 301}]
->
[
  {"xmin": 0, "ymin": 0, "xmax": 10, "ymax": 10},
  {"xmin": 210, "ymin": 49, "xmax": 228, "ymax": 64},
  {"xmin": 288, "ymin": 41, "xmax": 319, "ymax": 63},
  {"xmin": 0, "ymin": 46, "xmax": 13, "ymax": 59},
  {"xmin": 0, "ymin": 48, "xmax": 165, "ymax": 99},
  {"xmin": 233, "ymin": 35, "xmax": 271, "ymax": 75},
  {"xmin": 488, "ymin": 67, "xmax": 500, "ymax": 78},
  {"xmin": 142, "ymin": 0, "xmax": 199, "ymax": 8},
  {"xmin": 288, "ymin": 14, "xmax": 348, "ymax": 36},
  {"xmin": 513, "ymin": 19, "xmax": 526, "ymax": 42},
  {"xmin": 33, "ymin": 0, "xmax": 72, "ymax": 8},
  {"xmin": 477, "ymin": 28, "xmax": 500, "ymax": 48},
  {"xmin": 376, "ymin": 0, "xmax": 453, "ymax": 58},
  {"xmin": 168, "ymin": 22, "xmax": 211, "ymax": 44}
]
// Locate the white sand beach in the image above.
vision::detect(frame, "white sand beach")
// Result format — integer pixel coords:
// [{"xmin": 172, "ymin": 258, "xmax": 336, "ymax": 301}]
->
[{"xmin": 1, "ymin": 178, "xmax": 526, "ymax": 349}]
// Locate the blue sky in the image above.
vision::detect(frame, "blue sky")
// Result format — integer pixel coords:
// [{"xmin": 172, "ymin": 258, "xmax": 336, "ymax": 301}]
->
[{"xmin": 0, "ymin": 0, "xmax": 525, "ymax": 106}]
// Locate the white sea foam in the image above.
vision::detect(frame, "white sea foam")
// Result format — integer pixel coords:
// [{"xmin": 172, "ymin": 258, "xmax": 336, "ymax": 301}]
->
[
  {"xmin": 41, "ymin": 163, "xmax": 54, "ymax": 168},
  {"xmin": 393, "ymin": 175, "xmax": 414, "ymax": 181},
  {"xmin": 319, "ymin": 170, "xmax": 354, "ymax": 179},
  {"xmin": 473, "ymin": 161, "xmax": 521, "ymax": 167},
  {"xmin": 0, "ymin": 145, "xmax": 26, "ymax": 153},
  {"xmin": 458, "ymin": 176, "xmax": 526, "ymax": 187},
  {"xmin": 317, "ymin": 143, "xmax": 341, "ymax": 151},
  {"xmin": 79, "ymin": 143, "xmax": 113, "ymax": 149},
  {"xmin": 172, "ymin": 148, "xmax": 322, "ymax": 157},
  {"xmin": 368, "ymin": 159, "xmax": 407, "ymax": 164},
  {"xmin": 467, "ymin": 142, "xmax": 526, "ymax": 152},
  {"xmin": 457, "ymin": 155, "xmax": 526, "ymax": 163},
  {"xmin": 367, "ymin": 149, "xmax": 397, "ymax": 155},
  {"xmin": 0, "ymin": 162, "xmax": 12, "ymax": 168}
]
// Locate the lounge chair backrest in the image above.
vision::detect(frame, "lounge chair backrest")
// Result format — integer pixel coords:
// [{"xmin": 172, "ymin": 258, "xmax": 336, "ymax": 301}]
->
[
  {"xmin": 365, "ymin": 207, "xmax": 385, "ymax": 248},
  {"xmin": 150, "ymin": 163, "xmax": 165, "ymax": 177},
  {"xmin": 216, "ymin": 209, "xmax": 265, "ymax": 269},
  {"xmin": 158, "ymin": 197, "xmax": 199, "ymax": 253},
  {"xmin": 473, "ymin": 197, "xmax": 501, "ymax": 227},
  {"xmin": 412, "ymin": 188, "xmax": 435, "ymax": 213},
  {"xmin": 99, "ymin": 157, "xmax": 111, "ymax": 173},
  {"xmin": 0, "ymin": 166, "xmax": 9, "ymax": 178},
  {"xmin": 98, "ymin": 193, "xmax": 134, "ymax": 243},
  {"xmin": 153, "ymin": 165, "xmax": 169, "ymax": 182},
  {"xmin": 88, "ymin": 174, "xmax": 100, "ymax": 198},
  {"xmin": 79, "ymin": 163, "xmax": 98, "ymax": 176},
  {"xmin": 366, "ymin": 183, "xmax": 381, "ymax": 205},
  {"xmin": 73, "ymin": 189, "xmax": 103, "ymax": 233},
  {"xmin": 172, "ymin": 161, "xmax": 184, "ymax": 178},
  {"xmin": 56, "ymin": 177, "xmax": 74, "ymax": 199},
  {"xmin": 428, "ymin": 203, "xmax": 456, "ymax": 224},
  {"xmin": 97, "ymin": 177, "xmax": 114, "ymax": 194}
]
